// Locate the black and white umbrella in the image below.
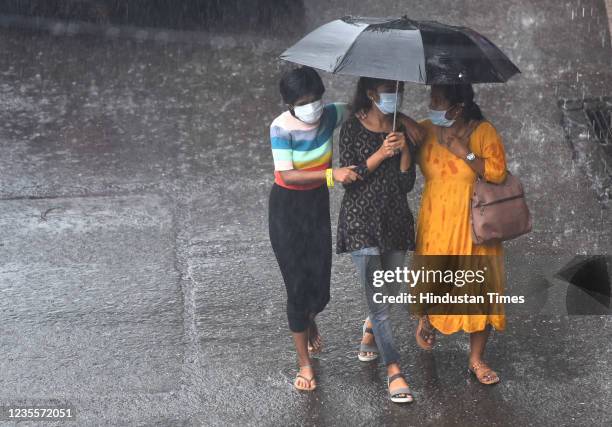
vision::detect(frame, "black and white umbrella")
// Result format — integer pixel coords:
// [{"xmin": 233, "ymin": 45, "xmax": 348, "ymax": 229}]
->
[{"xmin": 281, "ymin": 16, "xmax": 520, "ymax": 128}]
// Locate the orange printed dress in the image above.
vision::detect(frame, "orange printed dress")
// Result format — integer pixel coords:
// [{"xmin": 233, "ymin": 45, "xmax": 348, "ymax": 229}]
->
[{"xmin": 415, "ymin": 119, "xmax": 507, "ymax": 334}]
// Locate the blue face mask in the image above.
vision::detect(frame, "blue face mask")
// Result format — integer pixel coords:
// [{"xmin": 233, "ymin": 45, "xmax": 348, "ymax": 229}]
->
[
  {"xmin": 374, "ymin": 92, "xmax": 403, "ymax": 115},
  {"xmin": 429, "ymin": 108, "xmax": 456, "ymax": 127}
]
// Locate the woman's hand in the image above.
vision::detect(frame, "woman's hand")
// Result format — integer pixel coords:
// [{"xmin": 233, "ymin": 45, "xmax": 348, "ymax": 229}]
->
[
  {"xmin": 388, "ymin": 131, "xmax": 408, "ymax": 152},
  {"xmin": 333, "ymin": 166, "xmax": 362, "ymax": 184},
  {"xmin": 356, "ymin": 111, "xmax": 420, "ymax": 148},
  {"xmin": 443, "ymin": 132, "xmax": 470, "ymax": 159},
  {"xmin": 374, "ymin": 133, "xmax": 402, "ymax": 159}
]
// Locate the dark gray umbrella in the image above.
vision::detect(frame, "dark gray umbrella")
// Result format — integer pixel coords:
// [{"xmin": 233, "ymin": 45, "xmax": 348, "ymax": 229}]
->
[{"xmin": 280, "ymin": 16, "xmax": 520, "ymax": 85}]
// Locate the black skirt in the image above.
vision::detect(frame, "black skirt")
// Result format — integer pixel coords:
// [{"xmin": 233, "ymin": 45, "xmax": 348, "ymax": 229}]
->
[{"xmin": 268, "ymin": 183, "xmax": 331, "ymax": 332}]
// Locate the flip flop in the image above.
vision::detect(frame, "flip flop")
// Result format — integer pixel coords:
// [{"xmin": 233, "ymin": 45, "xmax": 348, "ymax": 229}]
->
[
  {"xmin": 358, "ymin": 319, "xmax": 379, "ymax": 362},
  {"xmin": 294, "ymin": 364, "xmax": 317, "ymax": 391}
]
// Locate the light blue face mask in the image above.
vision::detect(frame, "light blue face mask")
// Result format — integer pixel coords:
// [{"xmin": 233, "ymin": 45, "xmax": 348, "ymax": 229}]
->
[
  {"xmin": 429, "ymin": 108, "xmax": 456, "ymax": 127},
  {"xmin": 374, "ymin": 92, "xmax": 403, "ymax": 115}
]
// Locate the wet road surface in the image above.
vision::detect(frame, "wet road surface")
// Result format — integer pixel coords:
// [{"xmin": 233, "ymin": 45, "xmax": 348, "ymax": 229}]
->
[{"xmin": 1, "ymin": 1, "xmax": 612, "ymax": 425}]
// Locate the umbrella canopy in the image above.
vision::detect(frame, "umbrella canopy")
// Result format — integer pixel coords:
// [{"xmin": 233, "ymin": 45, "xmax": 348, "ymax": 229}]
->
[{"xmin": 280, "ymin": 16, "xmax": 520, "ymax": 84}]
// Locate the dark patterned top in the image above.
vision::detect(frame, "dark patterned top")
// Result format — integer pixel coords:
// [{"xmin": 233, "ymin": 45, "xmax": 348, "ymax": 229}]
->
[{"xmin": 336, "ymin": 116, "xmax": 417, "ymax": 254}]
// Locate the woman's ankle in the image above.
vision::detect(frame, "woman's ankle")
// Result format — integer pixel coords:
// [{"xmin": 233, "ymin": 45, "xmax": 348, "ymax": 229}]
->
[
  {"xmin": 298, "ymin": 355, "xmax": 312, "ymax": 366},
  {"xmin": 468, "ymin": 354, "xmax": 484, "ymax": 365},
  {"xmin": 386, "ymin": 362, "xmax": 401, "ymax": 376}
]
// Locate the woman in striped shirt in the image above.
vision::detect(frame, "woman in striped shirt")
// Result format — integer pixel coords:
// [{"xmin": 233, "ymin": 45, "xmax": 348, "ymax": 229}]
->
[{"xmin": 269, "ymin": 67, "xmax": 400, "ymax": 391}]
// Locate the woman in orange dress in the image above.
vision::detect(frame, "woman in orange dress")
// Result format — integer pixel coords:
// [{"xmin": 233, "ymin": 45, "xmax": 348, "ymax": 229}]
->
[{"xmin": 413, "ymin": 84, "xmax": 507, "ymax": 385}]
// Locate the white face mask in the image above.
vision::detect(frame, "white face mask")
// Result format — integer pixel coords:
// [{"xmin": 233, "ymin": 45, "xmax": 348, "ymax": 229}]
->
[{"xmin": 293, "ymin": 100, "xmax": 323, "ymax": 124}]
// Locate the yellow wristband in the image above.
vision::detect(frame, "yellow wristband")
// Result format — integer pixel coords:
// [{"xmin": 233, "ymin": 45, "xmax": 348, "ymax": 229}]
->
[{"xmin": 325, "ymin": 168, "xmax": 334, "ymax": 188}]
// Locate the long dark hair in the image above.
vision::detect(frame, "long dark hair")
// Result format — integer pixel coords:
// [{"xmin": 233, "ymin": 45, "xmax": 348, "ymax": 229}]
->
[
  {"xmin": 437, "ymin": 84, "xmax": 484, "ymax": 121},
  {"xmin": 351, "ymin": 77, "xmax": 400, "ymax": 113}
]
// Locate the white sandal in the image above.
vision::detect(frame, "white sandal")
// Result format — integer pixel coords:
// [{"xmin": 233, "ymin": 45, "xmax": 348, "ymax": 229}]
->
[
  {"xmin": 358, "ymin": 319, "xmax": 379, "ymax": 362},
  {"xmin": 387, "ymin": 373, "xmax": 414, "ymax": 403}
]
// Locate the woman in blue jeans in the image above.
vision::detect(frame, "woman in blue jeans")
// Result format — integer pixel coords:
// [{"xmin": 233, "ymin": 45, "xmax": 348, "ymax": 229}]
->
[{"xmin": 337, "ymin": 77, "xmax": 423, "ymax": 403}]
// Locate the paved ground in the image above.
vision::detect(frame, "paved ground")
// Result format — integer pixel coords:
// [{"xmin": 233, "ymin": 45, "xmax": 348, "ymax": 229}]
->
[
  {"xmin": 607, "ymin": 0, "xmax": 612, "ymax": 41},
  {"xmin": 0, "ymin": 1, "xmax": 611, "ymax": 426}
]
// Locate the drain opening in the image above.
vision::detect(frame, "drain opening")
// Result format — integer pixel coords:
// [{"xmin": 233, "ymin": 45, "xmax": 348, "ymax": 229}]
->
[
  {"xmin": 583, "ymin": 99, "xmax": 612, "ymax": 147},
  {"xmin": 559, "ymin": 96, "xmax": 612, "ymax": 204}
]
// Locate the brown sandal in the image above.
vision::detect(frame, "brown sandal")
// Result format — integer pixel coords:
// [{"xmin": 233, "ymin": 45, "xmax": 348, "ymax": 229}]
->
[
  {"xmin": 469, "ymin": 361, "xmax": 500, "ymax": 385},
  {"xmin": 415, "ymin": 315, "xmax": 436, "ymax": 350}
]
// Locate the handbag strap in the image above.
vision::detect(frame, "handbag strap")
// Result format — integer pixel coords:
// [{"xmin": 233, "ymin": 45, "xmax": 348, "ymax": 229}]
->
[{"xmin": 464, "ymin": 120, "xmax": 484, "ymax": 181}]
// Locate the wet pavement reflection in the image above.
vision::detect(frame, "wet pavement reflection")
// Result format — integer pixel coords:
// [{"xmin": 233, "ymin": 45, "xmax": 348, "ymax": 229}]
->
[{"xmin": 1, "ymin": 0, "xmax": 611, "ymax": 425}]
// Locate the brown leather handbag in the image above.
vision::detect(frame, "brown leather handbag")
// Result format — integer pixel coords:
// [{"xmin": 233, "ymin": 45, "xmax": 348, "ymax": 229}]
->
[
  {"xmin": 437, "ymin": 121, "xmax": 532, "ymax": 245},
  {"xmin": 471, "ymin": 171, "xmax": 532, "ymax": 245}
]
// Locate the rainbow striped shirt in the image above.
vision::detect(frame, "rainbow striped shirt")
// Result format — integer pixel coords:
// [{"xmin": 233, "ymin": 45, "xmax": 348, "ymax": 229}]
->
[{"xmin": 270, "ymin": 102, "xmax": 348, "ymax": 190}]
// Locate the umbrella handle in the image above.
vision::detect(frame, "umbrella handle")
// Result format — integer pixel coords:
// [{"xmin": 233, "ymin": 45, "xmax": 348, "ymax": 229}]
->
[{"xmin": 392, "ymin": 80, "xmax": 399, "ymax": 132}]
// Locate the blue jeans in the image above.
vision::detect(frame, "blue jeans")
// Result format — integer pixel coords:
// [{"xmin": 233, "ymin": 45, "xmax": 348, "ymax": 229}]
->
[{"xmin": 351, "ymin": 248, "xmax": 406, "ymax": 366}]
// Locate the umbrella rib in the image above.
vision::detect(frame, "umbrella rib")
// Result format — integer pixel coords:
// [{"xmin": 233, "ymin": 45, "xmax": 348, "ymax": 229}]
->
[
  {"xmin": 332, "ymin": 25, "xmax": 368, "ymax": 74},
  {"xmin": 464, "ymin": 30, "xmax": 520, "ymax": 80}
]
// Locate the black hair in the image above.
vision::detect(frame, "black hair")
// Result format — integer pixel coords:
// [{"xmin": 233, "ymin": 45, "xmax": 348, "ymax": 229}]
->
[
  {"xmin": 437, "ymin": 84, "xmax": 484, "ymax": 121},
  {"xmin": 278, "ymin": 66, "xmax": 325, "ymax": 105},
  {"xmin": 351, "ymin": 77, "xmax": 402, "ymax": 113}
]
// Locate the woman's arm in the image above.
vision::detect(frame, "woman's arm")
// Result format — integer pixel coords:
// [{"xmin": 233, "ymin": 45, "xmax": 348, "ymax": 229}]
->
[
  {"xmin": 339, "ymin": 121, "xmax": 367, "ymax": 185},
  {"xmin": 477, "ymin": 123, "xmax": 507, "ymax": 183},
  {"xmin": 397, "ymin": 131, "xmax": 416, "ymax": 194},
  {"xmin": 446, "ymin": 122, "xmax": 507, "ymax": 182},
  {"xmin": 339, "ymin": 120, "xmax": 397, "ymax": 188},
  {"xmin": 450, "ymin": 142, "xmax": 486, "ymax": 177},
  {"xmin": 360, "ymin": 135, "xmax": 401, "ymax": 175},
  {"xmin": 398, "ymin": 113, "xmax": 426, "ymax": 146},
  {"xmin": 271, "ymin": 120, "xmax": 359, "ymax": 186},
  {"xmin": 278, "ymin": 169, "xmax": 326, "ymax": 185},
  {"xmin": 332, "ymin": 102, "xmax": 350, "ymax": 128},
  {"xmin": 399, "ymin": 145, "xmax": 411, "ymax": 172},
  {"xmin": 279, "ymin": 167, "xmax": 359, "ymax": 186}
]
